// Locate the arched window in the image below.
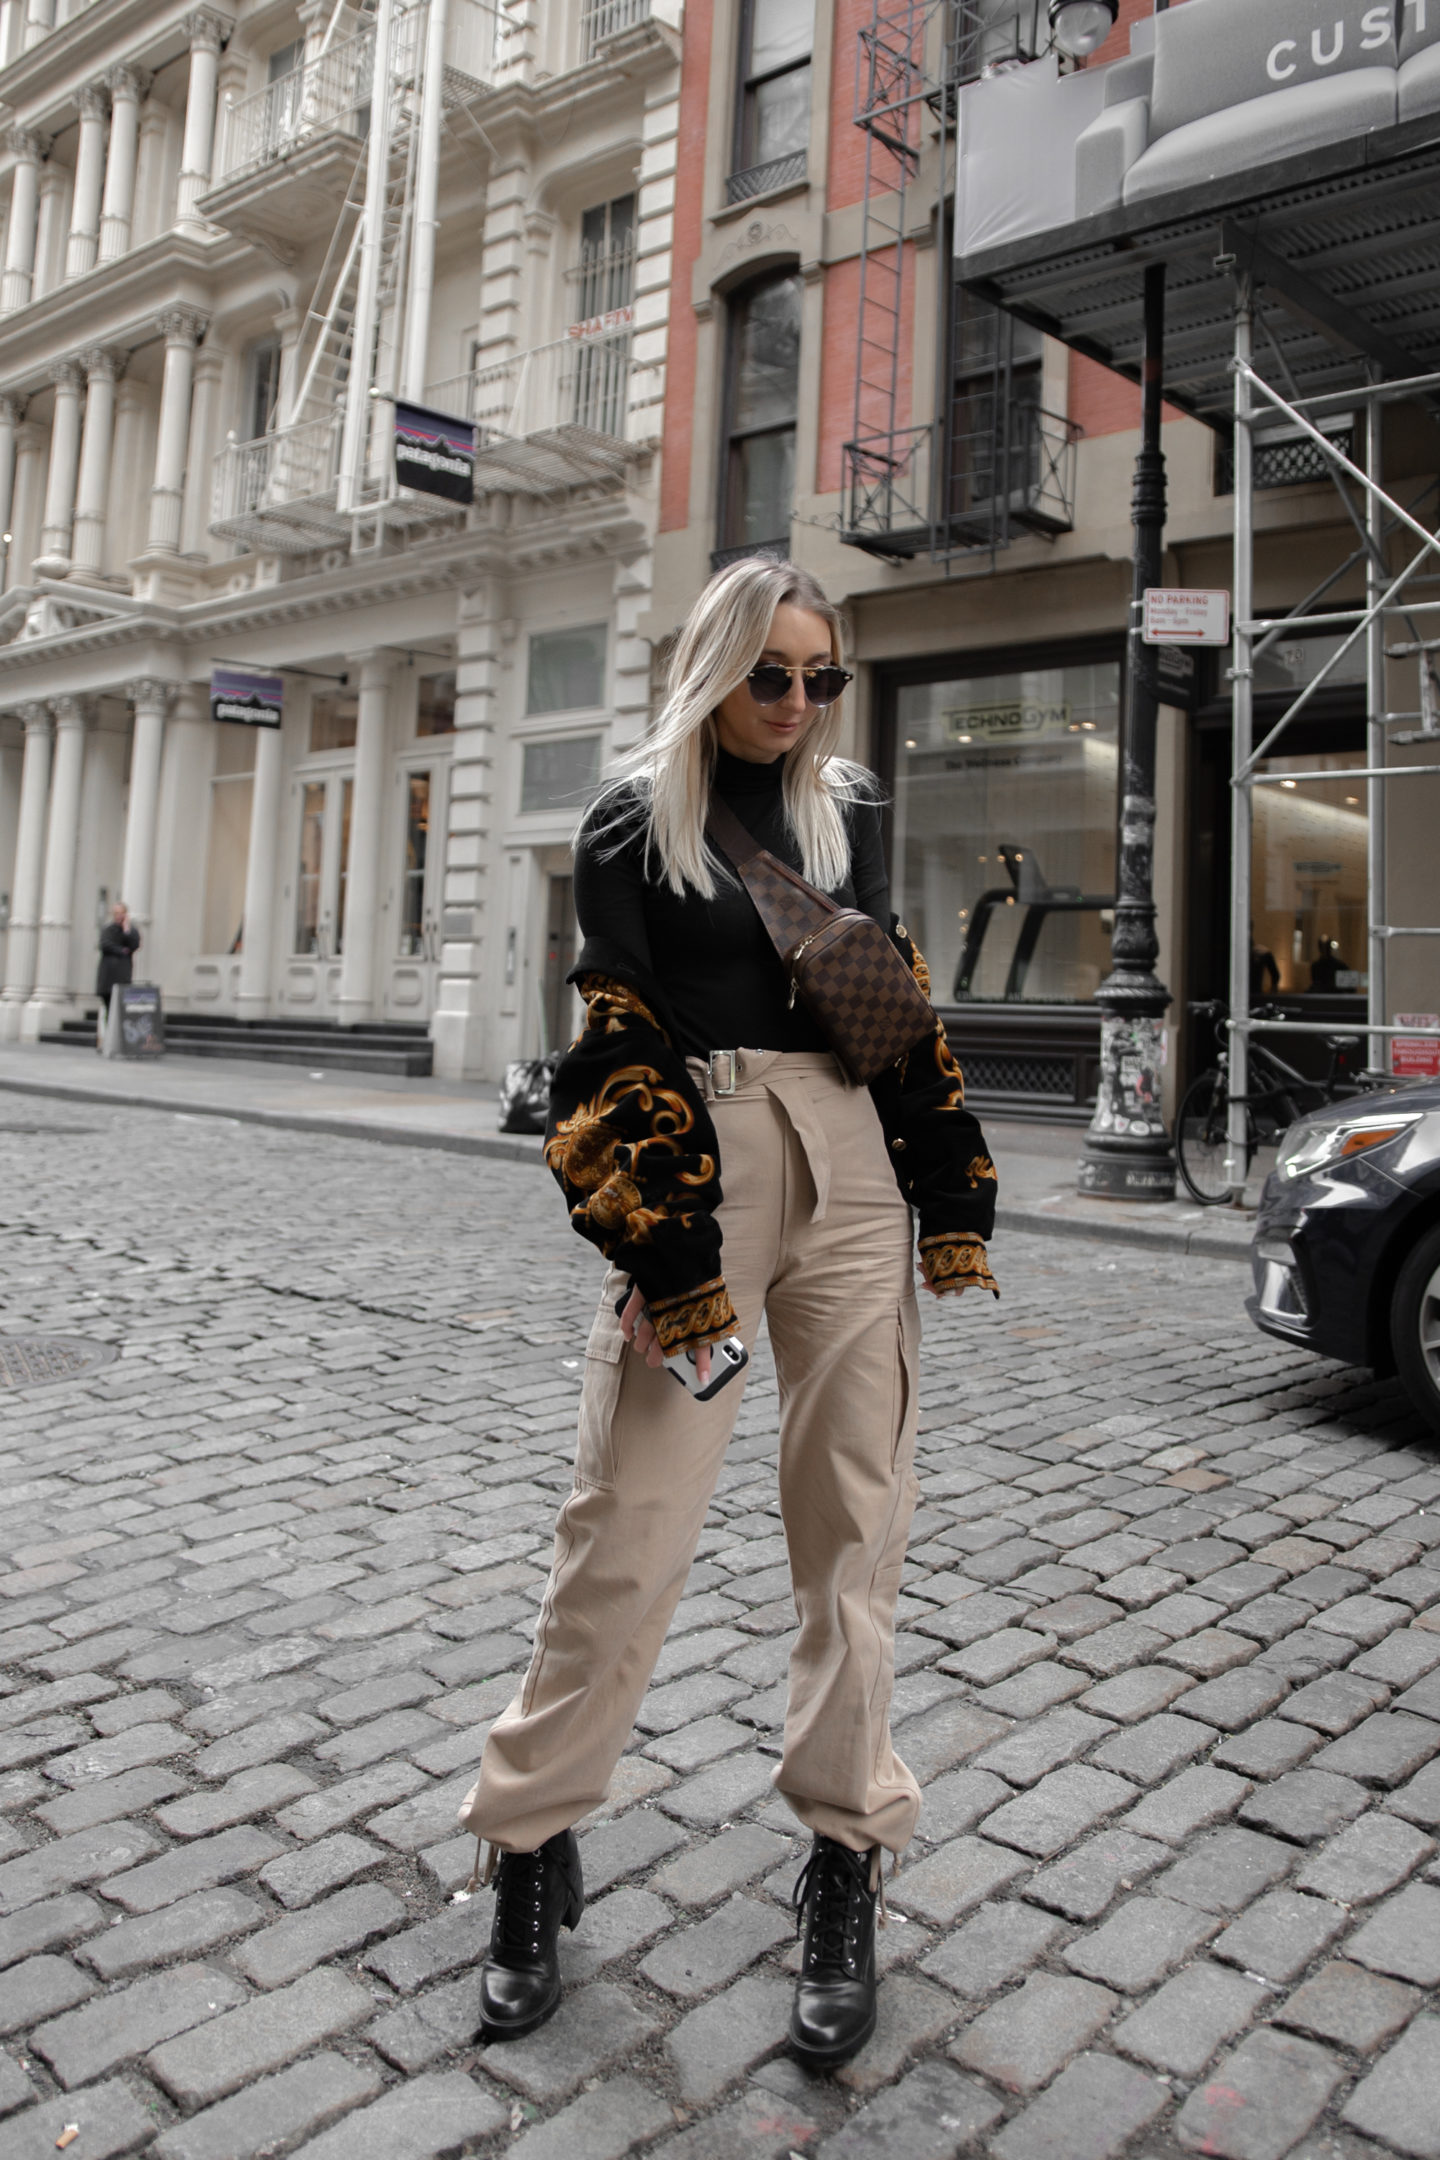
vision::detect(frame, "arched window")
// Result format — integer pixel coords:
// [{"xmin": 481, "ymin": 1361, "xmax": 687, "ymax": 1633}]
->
[{"xmin": 720, "ymin": 269, "xmax": 802, "ymax": 559}]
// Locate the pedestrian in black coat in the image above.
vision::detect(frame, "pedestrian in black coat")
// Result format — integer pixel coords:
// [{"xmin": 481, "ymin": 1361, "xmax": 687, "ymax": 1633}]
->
[{"xmin": 96, "ymin": 902, "xmax": 140, "ymax": 1045}]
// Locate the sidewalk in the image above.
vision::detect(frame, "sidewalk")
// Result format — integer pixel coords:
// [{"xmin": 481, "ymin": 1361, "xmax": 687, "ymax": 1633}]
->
[{"xmin": 0, "ymin": 1041, "xmax": 1258, "ymax": 1263}]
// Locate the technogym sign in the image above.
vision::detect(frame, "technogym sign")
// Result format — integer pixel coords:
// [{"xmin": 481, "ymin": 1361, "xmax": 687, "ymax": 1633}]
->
[{"xmin": 956, "ymin": 0, "xmax": 1440, "ymax": 260}]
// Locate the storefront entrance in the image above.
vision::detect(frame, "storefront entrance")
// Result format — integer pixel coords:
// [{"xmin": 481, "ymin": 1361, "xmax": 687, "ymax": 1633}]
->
[
  {"xmin": 282, "ymin": 768, "xmax": 353, "ymax": 1017},
  {"xmin": 1187, "ymin": 634, "xmax": 1369, "ymax": 1086},
  {"xmin": 384, "ymin": 759, "xmax": 448, "ymax": 1021},
  {"xmin": 879, "ymin": 640, "xmax": 1122, "ymax": 1117}
]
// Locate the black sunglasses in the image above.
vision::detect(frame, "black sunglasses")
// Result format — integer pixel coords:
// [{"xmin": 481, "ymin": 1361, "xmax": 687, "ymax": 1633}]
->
[{"xmin": 746, "ymin": 663, "xmax": 853, "ymax": 710}]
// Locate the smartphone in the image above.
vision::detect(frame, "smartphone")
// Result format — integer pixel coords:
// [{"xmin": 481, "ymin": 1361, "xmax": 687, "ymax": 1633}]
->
[
  {"xmin": 613, "ymin": 1286, "xmax": 749, "ymax": 1403},
  {"xmin": 665, "ymin": 1335, "xmax": 749, "ymax": 1401}
]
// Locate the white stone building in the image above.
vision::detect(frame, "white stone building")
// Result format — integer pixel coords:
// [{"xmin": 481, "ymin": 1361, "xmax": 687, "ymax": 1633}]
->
[{"xmin": 0, "ymin": 0, "xmax": 681, "ymax": 1077}]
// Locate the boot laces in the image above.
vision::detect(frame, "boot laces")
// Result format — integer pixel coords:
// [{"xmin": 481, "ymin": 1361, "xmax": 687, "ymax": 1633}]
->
[
  {"xmin": 793, "ymin": 1839, "xmax": 873, "ymax": 1976},
  {"xmin": 491, "ymin": 1846, "xmax": 548, "ymax": 1957}
]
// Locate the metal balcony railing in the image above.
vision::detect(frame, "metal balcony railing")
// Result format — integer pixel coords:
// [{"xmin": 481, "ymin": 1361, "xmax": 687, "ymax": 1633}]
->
[
  {"xmin": 210, "ymin": 415, "xmax": 347, "ymax": 552},
  {"xmin": 581, "ymin": 0, "xmax": 650, "ymax": 60},
  {"xmin": 842, "ymin": 401, "xmax": 1079, "ymax": 559},
  {"xmin": 219, "ymin": 27, "xmax": 375, "ymax": 179},
  {"xmin": 726, "ymin": 149, "xmax": 807, "ymax": 205},
  {"xmin": 425, "ymin": 330, "xmax": 646, "ymax": 490}
]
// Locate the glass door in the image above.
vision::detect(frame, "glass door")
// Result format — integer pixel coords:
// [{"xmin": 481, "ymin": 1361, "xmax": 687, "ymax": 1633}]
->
[
  {"xmin": 287, "ymin": 771, "xmax": 352, "ymax": 1015},
  {"xmin": 386, "ymin": 759, "xmax": 447, "ymax": 1020}
]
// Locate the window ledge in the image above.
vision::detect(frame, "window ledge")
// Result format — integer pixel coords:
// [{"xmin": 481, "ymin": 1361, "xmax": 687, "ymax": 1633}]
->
[{"xmin": 711, "ymin": 177, "xmax": 811, "ymax": 230}]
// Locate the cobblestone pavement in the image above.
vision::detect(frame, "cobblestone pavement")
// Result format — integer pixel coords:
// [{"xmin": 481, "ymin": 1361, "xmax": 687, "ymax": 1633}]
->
[{"xmin": 2, "ymin": 1099, "xmax": 1439, "ymax": 2160}]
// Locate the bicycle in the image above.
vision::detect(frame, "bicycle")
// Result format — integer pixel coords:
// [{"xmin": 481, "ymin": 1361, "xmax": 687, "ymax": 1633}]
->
[{"xmin": 1176, "ymin": 1000, "xmax": 1388, "ymax": 1205}]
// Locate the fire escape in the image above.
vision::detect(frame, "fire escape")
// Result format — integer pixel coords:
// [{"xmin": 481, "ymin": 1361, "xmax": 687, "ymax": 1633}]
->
[{"xmin": 841, "ymin": 0, "xmax": 1080, "ymax": 565}]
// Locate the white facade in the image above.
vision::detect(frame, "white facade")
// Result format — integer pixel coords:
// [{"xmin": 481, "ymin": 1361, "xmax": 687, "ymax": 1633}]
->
[{"xmin": 0, "ymin": 0, "xmax": 682, "ymax": 1075}]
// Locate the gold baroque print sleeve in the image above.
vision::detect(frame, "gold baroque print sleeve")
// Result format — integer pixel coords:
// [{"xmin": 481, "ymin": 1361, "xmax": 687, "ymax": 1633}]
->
[
  {"xmin": 869, "ymin": 924, "xmax": 1000, "ymax": 1298},
  {"xmin": 544, "ymin": 969, "xmax": 739, "ymax": 1354}
]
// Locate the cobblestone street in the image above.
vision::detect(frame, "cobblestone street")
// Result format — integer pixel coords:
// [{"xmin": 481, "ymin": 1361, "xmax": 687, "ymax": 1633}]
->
[{"xmin": 2, "ymin": 1098, "xmax": 1439, "ymax": 2160}]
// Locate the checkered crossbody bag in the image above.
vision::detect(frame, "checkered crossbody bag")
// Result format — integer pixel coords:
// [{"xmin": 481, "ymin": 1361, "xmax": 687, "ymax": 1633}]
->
[{"xmin": 706, "ymin": 795, "xmax": 935, "ymax": 1086}]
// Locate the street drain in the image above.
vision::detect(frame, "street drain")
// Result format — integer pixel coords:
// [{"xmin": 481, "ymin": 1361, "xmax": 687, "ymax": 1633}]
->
[{"xmin": 0, "ymin": 1337, "xmax": 119, "ymax": 1389}]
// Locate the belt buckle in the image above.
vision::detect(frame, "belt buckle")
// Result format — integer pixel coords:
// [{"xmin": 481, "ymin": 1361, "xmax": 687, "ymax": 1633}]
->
[{"xmin": 709, "ymin": 1049, "xmax": 738, "ymax": 1096}]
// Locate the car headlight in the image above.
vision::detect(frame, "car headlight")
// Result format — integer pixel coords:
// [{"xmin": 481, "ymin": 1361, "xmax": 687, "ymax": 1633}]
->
[{"xmin": 1278, "ymin": 1111, "xmax": 1422, "ymax": 1180}]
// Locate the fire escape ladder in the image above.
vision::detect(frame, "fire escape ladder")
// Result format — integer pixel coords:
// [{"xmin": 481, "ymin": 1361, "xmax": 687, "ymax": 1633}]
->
[{"xmin": 843, "ymin": 0, "xmax": 953, "ymax": 561}]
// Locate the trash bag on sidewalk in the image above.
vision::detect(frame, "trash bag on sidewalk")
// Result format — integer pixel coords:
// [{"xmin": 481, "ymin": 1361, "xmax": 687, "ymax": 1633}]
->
[{"xmin": 499, "ymin": 1053, "xmax": 558, "ymax": 1135}]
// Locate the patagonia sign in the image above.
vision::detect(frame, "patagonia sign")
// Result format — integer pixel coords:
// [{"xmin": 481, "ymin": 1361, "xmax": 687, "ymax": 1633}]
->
[
  {"xmin": 394, "ymin": 399, "xmax": 476, "ymax": 504},
  {"xmin": 211, "ymin": 668, "xmax": 283, "ymax": 729}
]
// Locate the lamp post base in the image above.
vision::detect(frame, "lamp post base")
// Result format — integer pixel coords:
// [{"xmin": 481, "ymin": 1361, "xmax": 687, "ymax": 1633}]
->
[{"xmin": 1077, "ymin": 1007, "xmax": 1176, "ymax": 1200}]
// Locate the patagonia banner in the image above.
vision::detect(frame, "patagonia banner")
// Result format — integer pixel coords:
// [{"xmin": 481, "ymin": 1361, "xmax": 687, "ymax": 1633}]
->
[
  {"xmin": 394, "ymin": 399, "xmax": 475, "ymax": 504},
  {"xmin": 211, "ymin": 668, "xmax": 283, "ymax": 729}
]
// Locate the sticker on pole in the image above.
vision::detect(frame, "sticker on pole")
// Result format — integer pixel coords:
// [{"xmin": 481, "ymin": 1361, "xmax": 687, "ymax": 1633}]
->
[
  {"xmin": 1393, "ymin": 1015, "xmax": 1440, "ymax": 1080},
  {"xmin": 1142, "ymin": 589, "xmax": 1231, "ymax": 646}
]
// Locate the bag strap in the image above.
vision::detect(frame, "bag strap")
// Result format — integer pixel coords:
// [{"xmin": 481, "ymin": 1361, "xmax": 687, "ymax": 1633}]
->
[{"xmin": 705, "ymin": 792, "xmax": 839, "ymax": 966}]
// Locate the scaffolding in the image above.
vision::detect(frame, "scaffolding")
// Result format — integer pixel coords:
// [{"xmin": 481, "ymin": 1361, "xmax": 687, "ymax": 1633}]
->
[
  {"xmin": 938, "ymin": 19, "xmax": 1440, "ymax": 1183},
  {"xmin": 1225, "ymin": 341, "xmax": 1440, "ymax": 1184}
]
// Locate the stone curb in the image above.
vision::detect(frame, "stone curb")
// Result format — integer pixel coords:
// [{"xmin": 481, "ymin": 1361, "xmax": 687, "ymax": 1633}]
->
[{"xmin": 0, "ymin": 1070, "xmax": 1253, "ymax": 1264}]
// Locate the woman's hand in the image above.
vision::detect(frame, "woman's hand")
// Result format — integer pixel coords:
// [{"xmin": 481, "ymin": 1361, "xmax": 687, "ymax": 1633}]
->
[{"xmin": 620, "ymin": 1287, "xmax": 712, "ymax": 1387}]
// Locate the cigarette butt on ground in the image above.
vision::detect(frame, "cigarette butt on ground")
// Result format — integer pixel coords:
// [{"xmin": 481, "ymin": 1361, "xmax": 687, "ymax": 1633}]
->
[{"xmin": 57, "ymin": 2130, "xmax": 80, "ymax": 2151}]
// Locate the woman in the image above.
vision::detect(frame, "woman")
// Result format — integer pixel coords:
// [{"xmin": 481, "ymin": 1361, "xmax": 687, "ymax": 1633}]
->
[{"xmin": 461, "ymin": 559, "xmax": 997, "ymax": 2069}]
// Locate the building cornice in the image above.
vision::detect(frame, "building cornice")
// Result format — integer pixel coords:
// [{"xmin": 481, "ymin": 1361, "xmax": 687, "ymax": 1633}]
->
[
  {"xmin": 0, "ymin": 0, "xmax": 196, "ymax": 130},
  {"xmin": 0, "ymin": 239, "xmax": 242, "ymax": 395},
  {"xmin": 464, "ymin": 17, "xmax": 680, "ymax": 149},
  {"xmin": 0, "ymin": 482, "xmax": 655, "ymax": 684}
]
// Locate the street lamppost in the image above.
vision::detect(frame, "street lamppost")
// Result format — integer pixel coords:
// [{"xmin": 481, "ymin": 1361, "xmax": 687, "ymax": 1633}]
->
[{"xmin": 1078, "ymin": 260, "xmax": 1178, "ymax": 1200}]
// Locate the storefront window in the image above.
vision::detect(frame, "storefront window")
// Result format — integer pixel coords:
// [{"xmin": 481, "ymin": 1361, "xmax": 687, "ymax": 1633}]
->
[
  {"xmin": 294, "ymin": 781, "xmax": 325, "ymax": 954},
  {"xmin": 417, "ymin": 672, "xmax": 456, "ymax": 737},
  {"xmin": 399, "ymin": 773, "xmax": 430, "ymax": 956},
  {"xmin": 891, "ymin": 656, "xmax": 1121, "ymax": 1005},
  {"xmin": 1248, "ymin": 633, "xmax": 1368, "ymax": 998},
  {"xmin": 202, "ymin": 727, "xmax": 255, "ymax": 954},
  {"xmin": 1252, "ymin": 752, "xmax": 1367, "ymax": 996},
  {"xmin": 521, "ymin": 735, "xmax": 601, "ymax": 814}
]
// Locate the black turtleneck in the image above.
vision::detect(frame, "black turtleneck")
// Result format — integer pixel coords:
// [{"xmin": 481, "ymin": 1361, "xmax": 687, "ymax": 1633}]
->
[{"xmin": 572, "ymin": 749, "xmax": 890, "ymax": 1056}]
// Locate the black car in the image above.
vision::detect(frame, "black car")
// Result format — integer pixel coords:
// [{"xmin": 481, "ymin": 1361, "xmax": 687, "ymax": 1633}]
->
[{"xmin": 1248, "ymin": 1075, "xmax": 1440, "ymax": 1430}]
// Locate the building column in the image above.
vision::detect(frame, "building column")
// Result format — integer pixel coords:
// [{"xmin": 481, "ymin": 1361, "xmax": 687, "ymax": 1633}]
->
[
  {"xmin": 21, "ymin": 693, "xmax": 85, "ymax": 1037},
  {"xmin": 98, "ymin": 66, "xmax": 148, "ymax": 264},
  {"xmin": 120, "ymin": 678, "xmax": 169, "ymax": 934},
  {"xmin": 180, "ymin": 345, "xmax": 224, "ymax": 554},
  {"xmin": 33, "ymin": 160, "xmax": 68, "ymax": 303},
  {"xmin": 146, "ymin": 308, "xmax": 205, "ymax": 554},
  {"xmin": 2, "ymin": 131, "xmax": 45, "ymax": 313},
  {"xmin": 432, "ymin": 585, "xmax": 500, "ymax": 1079},
  {"xmin": 149, "ymin": 682, "xmax": 210, "ymax": 993},
  {"xmin": 36, "ymin": 358, "xmax": 83, "ymax": 576},
  {"xmin": 22, "ymin": 0, "xmax": 52, "ymax": 54},
  {"xmin": 176, "ymin": 10, "xmax": 229, "ymax": 229},
  {"xmin": 7, "ymin": 419, "xmax": 46, "ymax": 588},
  {"xmin": 235, "ymin": 720, "xmax": 283, "ymax": 1019},
  {"xmin": 0, "ymin": 396, "xmax": 19, "ymax": 570},
  {"xmin": 0, "ymin": 0, "xmax": 20, "ymax": 69},
  {"xmin": 66, "ymin": 84, "xmax": 109, "ymax": 279},
  {"xmin": 0, "ymin": 703, "xmax": 52, "ymax": 1039},
  {"xmin": 70, "ymin": 348, "xmax": 119, "ymax": 581},
  {"xmin": 336, "ymin": 650, "xmax": 392, "ymax": 1027}
]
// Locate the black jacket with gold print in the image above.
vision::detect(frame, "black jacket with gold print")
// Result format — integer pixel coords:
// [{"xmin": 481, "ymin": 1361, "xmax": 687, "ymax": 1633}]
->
[{"xmin": 543, "ymin": 927, "xmax": 997, "ymax": 1357}]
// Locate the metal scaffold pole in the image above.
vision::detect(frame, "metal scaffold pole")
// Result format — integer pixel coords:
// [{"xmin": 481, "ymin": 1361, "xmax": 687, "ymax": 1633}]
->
[
  {"xmin": 1365, "ymin": 391, "xmax": 1388, "ymax": 1071},
  {"xmin": 1227, "ymin": 282, "xmax": 1254, "ymax": 1191}
]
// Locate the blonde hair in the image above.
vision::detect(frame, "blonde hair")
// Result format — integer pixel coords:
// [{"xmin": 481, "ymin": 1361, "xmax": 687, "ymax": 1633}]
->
[{"xmin": 589, "ymin": 558, "xmax": 869, "ymax": 898}]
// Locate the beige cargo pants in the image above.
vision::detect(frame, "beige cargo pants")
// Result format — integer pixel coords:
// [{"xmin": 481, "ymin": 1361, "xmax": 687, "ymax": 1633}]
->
[{"xmin": 460, "ymin": 1048, "xmax": 923, "ymax": 1859}]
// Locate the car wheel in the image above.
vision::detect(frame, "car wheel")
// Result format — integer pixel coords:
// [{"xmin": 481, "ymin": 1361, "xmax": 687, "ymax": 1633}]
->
[{"xmin": 1391, "ymin": 1221, "xmax": 1440, "ymax": 1432}]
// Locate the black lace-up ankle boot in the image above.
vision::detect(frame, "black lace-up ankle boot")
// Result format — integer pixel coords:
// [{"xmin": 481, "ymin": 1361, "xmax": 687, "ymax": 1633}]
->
[
  {"xmin": 477, "ymin": 1829, "xmax": 585, "ymax": 2040},
  {"xmin": 788, "ymin": 1834, "xmax": 880, "ymax": 2070}
]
